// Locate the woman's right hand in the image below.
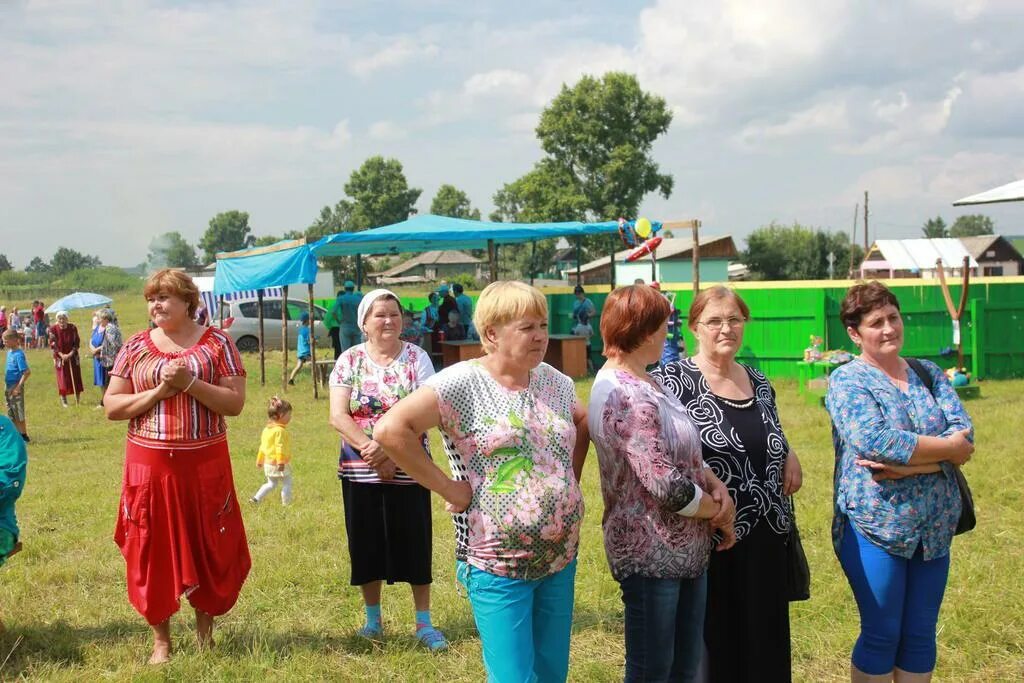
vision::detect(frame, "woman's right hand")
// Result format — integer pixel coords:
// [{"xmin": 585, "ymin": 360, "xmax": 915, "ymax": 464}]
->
[
  {"xmin": 442, "ymin": 479, "xmax": 473, "ymax": 514},
  {"xmin": 946, "ymin": 428, "xmax": 974, "ymax": 465},
  {"xmin": 360, "ymin": 439, "xmax": 387, "ymax": 466}
]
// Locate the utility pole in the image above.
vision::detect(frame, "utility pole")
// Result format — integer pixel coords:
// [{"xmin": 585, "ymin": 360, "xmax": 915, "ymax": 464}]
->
[
  {"xmin": 850, "ymin": 203, "xmax": 859, "ymax": 278},
  {"xmin": 863, "ymin": 190, "xmax": 869, "ymax": 252}
]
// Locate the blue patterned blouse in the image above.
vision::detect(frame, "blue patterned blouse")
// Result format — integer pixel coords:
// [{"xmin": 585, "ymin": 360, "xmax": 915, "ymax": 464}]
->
[{"xmin": 825, "ymin": 358, "xmax": 973, "ymax": 561}]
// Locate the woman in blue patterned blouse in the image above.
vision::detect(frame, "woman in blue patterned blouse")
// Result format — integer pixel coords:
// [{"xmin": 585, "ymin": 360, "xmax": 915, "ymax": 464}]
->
[{"xmin": 826, "ymin": 282, "xmax": 974, "ymax": 683}]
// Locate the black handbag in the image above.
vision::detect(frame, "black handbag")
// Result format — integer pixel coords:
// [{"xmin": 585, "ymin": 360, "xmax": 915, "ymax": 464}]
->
[
  {"xmin": 785, "ymin": 498, "xmax": 811, "ymax": 602},
  {"xmin": 905, "ymin": 358, "xmax": 976, "ymax": 535}
]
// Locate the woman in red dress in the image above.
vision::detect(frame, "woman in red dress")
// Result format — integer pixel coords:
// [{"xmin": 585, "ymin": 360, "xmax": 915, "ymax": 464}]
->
[
  {"xmin": 105, "ymin": 269, "xmax": 250, "ymax": 664},
  {"xmin": 49, "ymin": 311, "xmax": 83, "ymax": 406}
]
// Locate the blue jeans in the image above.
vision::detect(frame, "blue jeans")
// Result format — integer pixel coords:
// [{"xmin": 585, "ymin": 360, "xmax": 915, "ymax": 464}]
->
[
  {"xmin": 619, "ymin": 573, "xmax": 707, "ymax": 683},
  {"xmin": 457, "ymin": 559, "xmax": 577, "ymax": 683},
  {"xmin": 339, "ymin": 325, "xmax": 361, "ymax": 352},
  {"xmin": 839, "ymin": 518, "xmax": 950, "ymax": 675}
]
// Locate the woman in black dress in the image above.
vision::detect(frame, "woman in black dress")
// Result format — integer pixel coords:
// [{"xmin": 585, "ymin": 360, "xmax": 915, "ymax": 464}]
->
[{"xmin": 651, "ymin": 285, "xmax": 803, "ymax": 682}]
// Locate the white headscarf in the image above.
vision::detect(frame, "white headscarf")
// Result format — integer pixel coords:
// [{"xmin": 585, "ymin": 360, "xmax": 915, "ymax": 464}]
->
[{"xmin": 357, "ymin": 289, "xmax": 401, "ymax": 330}]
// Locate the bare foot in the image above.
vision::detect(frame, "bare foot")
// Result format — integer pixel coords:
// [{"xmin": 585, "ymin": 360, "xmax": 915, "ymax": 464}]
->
[
  {"xmin": 148, "ymin": 641, "xmax": 171, "ymax": 665},
  {"xmin": 195, "ymin": 610, "xmax": 214, "ymax": 649}
]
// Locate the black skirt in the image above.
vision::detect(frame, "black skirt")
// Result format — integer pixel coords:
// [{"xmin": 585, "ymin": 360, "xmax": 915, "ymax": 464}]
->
[
  {"xmin": 341, "ymin": 478, "xmax": 433, "ymax": 586},
  {"xmin": 704, "ymin": 519, "xmax": 791, "ymax": 682}
]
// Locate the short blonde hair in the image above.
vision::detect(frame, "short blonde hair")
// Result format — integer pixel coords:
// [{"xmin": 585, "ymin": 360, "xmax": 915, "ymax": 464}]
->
[
  {"xmin": 144, "ymin": 269, "xmax": 201, "ymax": 318},
  {"xmin": 474, "ymin": 281, "xmax": 548, "ymax": 353}
]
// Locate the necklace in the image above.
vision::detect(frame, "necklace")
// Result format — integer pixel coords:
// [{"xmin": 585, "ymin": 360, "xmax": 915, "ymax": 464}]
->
[{"xmin": 715, "ymin": 394, "xmax": 755, "ymax": 409}]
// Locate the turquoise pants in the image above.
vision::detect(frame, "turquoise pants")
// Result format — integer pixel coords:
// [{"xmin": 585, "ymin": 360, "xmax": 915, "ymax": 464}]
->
[{"xmin": 457, "ymin": 559, "xmax": 577, "ymax": 683}]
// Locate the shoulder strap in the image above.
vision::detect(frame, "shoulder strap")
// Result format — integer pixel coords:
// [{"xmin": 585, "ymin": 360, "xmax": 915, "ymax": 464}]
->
[{"xmin": 905, "ymin": 358, "xmax": 934, "ymax": 396}]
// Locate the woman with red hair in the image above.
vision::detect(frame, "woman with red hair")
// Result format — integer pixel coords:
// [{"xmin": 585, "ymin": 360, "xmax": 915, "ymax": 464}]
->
[
  {"xmin": 105, "ymin": 269, "xmax": 250, "ymax": 664},
  {"xmin": 589, "ymin": 284, "xmax": 735, "ymax": 682}
]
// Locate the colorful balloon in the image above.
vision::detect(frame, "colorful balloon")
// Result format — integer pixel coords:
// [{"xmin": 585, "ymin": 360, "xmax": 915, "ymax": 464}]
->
[{"xmin": 635, "ymin": 217, "xmax": 652, "ymax": 238}]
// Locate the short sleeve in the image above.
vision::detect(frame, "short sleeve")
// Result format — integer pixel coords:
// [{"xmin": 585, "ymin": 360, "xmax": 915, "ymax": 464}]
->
[
  {"xmin": 213, "ymin": 331, "xmax": 246, "ymax": 377},
  {"xmin": 329, "ymin": 349, "xmax": 355, "ymax": 388},
  {"xmin": 110, "ymin": 334, "xmax": 141, "ymax": 379},
  {"xmin": 424, "ymin": 362, "xmax": 471, "ymax": 435},
  {"xmin": 412, "ymin": 344, "xmax": 435, "ymax": 383}
]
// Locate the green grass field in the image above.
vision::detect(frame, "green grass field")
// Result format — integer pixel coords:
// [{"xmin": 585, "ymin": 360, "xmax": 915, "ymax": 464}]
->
[{"xmin": 1, "ymin": 294, "xmax": 1022, "ymax": 681}]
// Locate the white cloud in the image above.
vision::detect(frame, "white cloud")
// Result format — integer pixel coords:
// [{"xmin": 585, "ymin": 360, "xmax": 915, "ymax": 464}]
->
[
  {"xmin": 350, "ymin": 37, "xmax": 440, "ymax": 78},
  {"xmin": 736, "ymin": 100, "xmax": 848, "ymax": 147},
  {"xmin": 463, "ymin": 69, "xmax": 531, "ymax": 98},
  {"xmin": 842, "ymin": 151, "xmax": 1024, "ymax": 204},
  {"xmin": 368, "ymin": 120, "xmax": 407, "ymax": 141}
]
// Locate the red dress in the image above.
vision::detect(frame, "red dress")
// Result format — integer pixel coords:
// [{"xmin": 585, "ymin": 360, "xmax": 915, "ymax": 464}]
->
[
  {"xmin": 111, "ymin": 328, "xmax": 251, "ymax": 625},
  {"xmin": 49, "ymin": 323, "xmax": 83, "ymax": 397}
]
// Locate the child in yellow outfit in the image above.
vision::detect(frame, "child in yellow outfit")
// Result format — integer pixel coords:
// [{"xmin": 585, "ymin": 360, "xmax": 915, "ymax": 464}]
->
[{"xmin": 250, "ymin": 397, "xmax": 294, "ymax": 505}]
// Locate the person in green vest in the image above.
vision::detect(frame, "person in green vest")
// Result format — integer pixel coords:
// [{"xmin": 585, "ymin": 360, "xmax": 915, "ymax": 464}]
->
[{"xmin": 324, "ymin": 291, "xmax": 343, "ymax": 359}]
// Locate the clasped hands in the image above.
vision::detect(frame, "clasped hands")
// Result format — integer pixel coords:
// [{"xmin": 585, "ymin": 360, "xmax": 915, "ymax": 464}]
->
[
  {"xmin": 154, "ymin": 358, "xmax": 193, "ymax": 399},
  {"xmin": 359, "ymin": 439, "xmax": 396, "ymax": 480},
  {"xmin": 710, "ymin": 484, "xmax": 737, "ymax": 551}
]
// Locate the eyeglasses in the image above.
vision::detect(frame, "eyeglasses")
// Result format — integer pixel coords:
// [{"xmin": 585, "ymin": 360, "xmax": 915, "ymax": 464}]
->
[{"xmin": 698, "ymin": 317, "xmax": 746, "ymax": 331}]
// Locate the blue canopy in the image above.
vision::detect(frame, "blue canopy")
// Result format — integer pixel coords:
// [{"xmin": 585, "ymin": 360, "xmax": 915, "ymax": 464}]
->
[
  {"xmin": 214, "ymin": 239, "xmax": 317, "ymax": 296},
  {"xmin": 309, "ymin": 214, "xmax": 634, "ymax": 257}
]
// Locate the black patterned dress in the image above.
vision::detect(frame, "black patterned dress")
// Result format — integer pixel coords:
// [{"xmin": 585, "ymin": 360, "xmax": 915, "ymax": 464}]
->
[{"xmin": 651, "ymin": 358, "xmax": 793, "ymax": 683}]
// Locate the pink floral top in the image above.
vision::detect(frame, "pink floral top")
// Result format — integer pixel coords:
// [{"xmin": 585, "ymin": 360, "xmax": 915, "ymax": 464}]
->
[
  {"xmin": 426, "ymin": 360, "xmax": 584, "ymax": 580},
  {"xmin": 588, "ymin": 368, "xmax": 712, "ymax": 580},
  {"xmin": 330, "ymin": 342, "xmax": 434, "ymax": 484}
]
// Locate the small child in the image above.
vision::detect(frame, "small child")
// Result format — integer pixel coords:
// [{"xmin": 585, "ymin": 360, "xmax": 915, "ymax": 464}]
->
[
  {"xmin": 444, "ymin": 309, "xmax": 467, "ymax": 342},
  {"xmin": 399, "ymin": 309, "xmax": 421, "ymax": 346},
  {"xmin": 3, "ymin": 329, "xmax": 30, "ymax": 442},
  {"xmin": 287, "ymin": 312, "xmax": 311, "ymax": 385},
  {"xmin": 250, "ymin": 396, "xmax": 294, "ymax": 505}
]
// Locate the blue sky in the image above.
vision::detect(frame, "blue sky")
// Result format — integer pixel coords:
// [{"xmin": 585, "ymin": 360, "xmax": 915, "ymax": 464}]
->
[{"xmin": 2, "ymin": 0, "xmax": 1023, "ymax": 267}]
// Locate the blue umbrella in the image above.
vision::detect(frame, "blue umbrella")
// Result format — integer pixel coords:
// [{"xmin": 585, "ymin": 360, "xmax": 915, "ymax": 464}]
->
[{"xmin": 45, "ymin": 292, "xmax": 113, "ymax": 313}]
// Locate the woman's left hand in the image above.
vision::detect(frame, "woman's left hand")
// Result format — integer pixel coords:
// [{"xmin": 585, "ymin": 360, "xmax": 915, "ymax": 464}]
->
[
  {"xmin": 716, "ymin": 522, "xmax": 737, "ymax": 551},
  {"xmin": 783, "ymin": 451, "xmax": 803, "ymax": 495},
  {"xmin": 160, "ymin": 358, "xmax": 192, "ymax": 389}
]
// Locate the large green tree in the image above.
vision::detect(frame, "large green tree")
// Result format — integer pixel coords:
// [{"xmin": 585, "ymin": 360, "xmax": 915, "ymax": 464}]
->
[
  {"xmin": 536, "ymin": 72, "xmax": 673, "ymax": 220},
  {"xmin": 199, "ymin": 210, "xmax": 254, "ymax": 261},
  {"xmin": 50, "ymin": 247, "xmax": 101, "ymax": 275},
  {"xmin": 0, "ymin": 254, "xmax": 11, "ymax": 272},
  {"xmin": 743, "ymin": 223, "xmax": 864, "ymax": 280},
  {"xmin": 922, "ymin": 216, "xmax": 948, "ymax": 238},
  {"xmin": 950, "ymin": 214, "xmax": 995, "ymax": 237},
  {"xmin": 147, "ymin": 231, "xmax": 198, "ymax": 269},
  {"xmin": 430, "ymin": 184, "xmax": 481, "ymax": 220},
  {"xmin": 343, "ymin": 156, "xmax": 421, "ymax": 231}
]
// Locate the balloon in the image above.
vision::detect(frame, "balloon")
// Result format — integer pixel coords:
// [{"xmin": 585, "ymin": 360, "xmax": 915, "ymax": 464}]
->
[{"xmin": 635, "ymin": 217, "xmax": 652, "ymax": 238}]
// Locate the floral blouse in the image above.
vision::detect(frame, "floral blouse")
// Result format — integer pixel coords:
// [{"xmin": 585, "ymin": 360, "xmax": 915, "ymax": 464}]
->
[
  {"xmin": 330, "ymin": 342, "xmax": 434, "ymax": 485},
  {"xmin": 427, "ymin": 360, "xmax": 584, "ymax": 580},
  {"xmin": 588, "ymin": 368, "xmax": 712, "ymax": 581},
  {"xmin": 826, "ymin": 358, "xmax": 973, "ymax": 561}
]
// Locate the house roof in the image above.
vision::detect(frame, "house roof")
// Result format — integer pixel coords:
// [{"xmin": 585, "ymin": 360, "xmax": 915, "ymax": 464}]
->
[
  {"xmin": 958, "ymin": 235, "xmax": 1003, "ymax": 259},
  {"xmin": 577, "ymin": 235, "xmax": 737, "ymax": 273},
  {"xmin": 372, "ymin": 249, "xmax": 482, "ymax": 277},
  {"xmin": 864, "ymin": 238, "xmax": 978, "ymax": 271}
]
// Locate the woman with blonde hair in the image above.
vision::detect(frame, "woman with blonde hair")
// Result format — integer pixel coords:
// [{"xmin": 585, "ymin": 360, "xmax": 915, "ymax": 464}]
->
[
  {"xmin": 375, "ymin": 281, "xmax": 590, "ymax": 683},
  {"xmin": 105, "ymin": 269, "xmax": 250, "ymax": 664}
]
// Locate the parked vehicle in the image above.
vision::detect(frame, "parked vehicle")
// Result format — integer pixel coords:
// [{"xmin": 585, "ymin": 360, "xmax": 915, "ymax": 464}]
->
[{"xmin": 219, "ymin": 298, "xmax": 330, "ymax": 353}]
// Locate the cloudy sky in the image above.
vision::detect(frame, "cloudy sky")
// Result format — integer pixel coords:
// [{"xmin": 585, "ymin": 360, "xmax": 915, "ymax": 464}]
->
[{"xmin": 2, "ymin": 0, "xmax": 1023, "ymax": 268}]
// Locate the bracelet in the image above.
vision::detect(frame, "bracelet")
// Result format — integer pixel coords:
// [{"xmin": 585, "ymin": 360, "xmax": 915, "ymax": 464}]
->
[{"xmin": 184, "ymin": 375, "xmax": 198, "ymax": 393}]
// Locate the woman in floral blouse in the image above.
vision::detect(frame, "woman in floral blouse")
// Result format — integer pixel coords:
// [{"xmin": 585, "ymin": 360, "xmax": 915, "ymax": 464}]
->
[
  {"xmin": 589, "ymin": 284, "xmax": 735, "ymax": 683},
  {"xmin": 375, "ymin": 281, "xmax": 590, "ymax": 683},
  {"xmin": 826, "ymin": 282, "xmax": 974, "ymax": 683},
  {"xmin": 328, "ymin": 289, "xmax": 447, "ymax": 651}
]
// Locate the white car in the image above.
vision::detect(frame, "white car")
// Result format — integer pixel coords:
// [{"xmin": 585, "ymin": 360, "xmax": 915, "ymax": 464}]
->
[{"xmin": 219, "ymin": 298, "xmax": 329, "ymax": 353}]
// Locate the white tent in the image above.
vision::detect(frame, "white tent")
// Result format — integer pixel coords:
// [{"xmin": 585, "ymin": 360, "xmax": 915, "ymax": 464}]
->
[
  {"xmin": 953, "ymin": 178, "xmax": 1024, "ymax": 206},
  {"xmin": 861, "ymin": 238, "xmax": 977, "ymax": 278}
]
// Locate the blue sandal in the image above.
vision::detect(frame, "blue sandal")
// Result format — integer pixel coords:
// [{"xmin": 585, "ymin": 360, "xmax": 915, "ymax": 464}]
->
[{"xmin": 416, "ymin": 626, "xmax": 448, "ymax": 652}]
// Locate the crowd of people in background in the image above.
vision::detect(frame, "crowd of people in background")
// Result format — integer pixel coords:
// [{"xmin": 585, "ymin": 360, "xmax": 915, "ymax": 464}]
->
[{"xmin": 0, "ymin": 270, "xmax": 976, "ymax": 683}]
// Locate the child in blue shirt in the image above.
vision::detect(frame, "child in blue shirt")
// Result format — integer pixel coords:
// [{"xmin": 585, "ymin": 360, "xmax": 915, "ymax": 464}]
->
[
  {"xmin": 3, "ymin": 329, "xmax": 30, "ymax": 442},
  {"xmin": 287, "ymin": 312, "xmax": 312, "ymax": 385}
]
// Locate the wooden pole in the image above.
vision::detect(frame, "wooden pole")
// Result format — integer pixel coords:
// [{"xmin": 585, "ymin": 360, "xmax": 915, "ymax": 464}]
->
[
  {"xmin": 609, "ymin": 235, "xmax": 616, "ymax": 289},
  {"xmin": 308, "ymin": 283, "xmax": 318, "ymax": 399},
  {"xmin": 935, "ymin": 257, "xmax": 971, "ymax": 371},
  {"xmin": 575, "ymin": 237, "xmax": 582, "ymax": 287},
  {"xmin": 863, "ymin": 190, "xmax": 869, "ymax": 252},
  {"xmin": 257, "ymin": 288, "xmax": 265, "ymax": 386},
  {"xmin": 850, "ymin": 203, "xmax": 859, "ymax": 278},
  {"xmin": 530, "ymin": 241, "xmax": 536, "ymax": 286},
  {"xmin": 487, "ymin": 239, "xmax": 498, "ymax": 282},
  {"xmin": 691, "ymin": 220, "xmax": 701, "ymax": 294},
  {"xmin": 355, "ymin": 255, "xmax": 363, "ymax": 290},
  {"xmin": 218, "ymin": 295, "xmax": 224, "ymax": 328},
  {"xmin": 281, "ymin": 285, "xmax": 289, "ymax": 391}
]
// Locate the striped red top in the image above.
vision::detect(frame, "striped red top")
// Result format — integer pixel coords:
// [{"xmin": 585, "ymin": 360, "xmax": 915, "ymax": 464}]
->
[{"xmin": 110, "ymin": 327, "xmax": 246, "ymax": 443}]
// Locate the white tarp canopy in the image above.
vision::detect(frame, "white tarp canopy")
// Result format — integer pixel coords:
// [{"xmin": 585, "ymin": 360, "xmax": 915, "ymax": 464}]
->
[
  {"xmin": 953, "ymin": 178, "xmax": 1024, "ymax": 206},
  {"xmin": 870, "ymin": 238, "xmax": 978, "ymax": 272}
]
